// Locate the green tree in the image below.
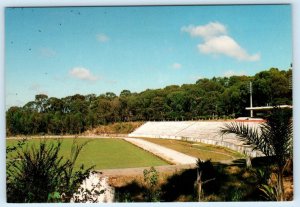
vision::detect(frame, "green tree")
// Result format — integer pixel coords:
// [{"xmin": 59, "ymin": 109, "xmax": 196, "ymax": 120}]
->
[
  {"xmin": 150, "ymin": 96, "xmax": 166, "ymax": 120},
  {"xmin": 96, "ymin": 97, "xmax": 113, "ymax": 124},
  {"xmin": 35, "ymin": 94, "xmax": 49, "ymax": 113},
  {"xmin": 166, "ymin": 91, "xmax": 189, "ymax": 120},
  {"xmin": 6, "ymin": 68, "xmax": 292, "ymax": 135},
  {"xmin": 105, "ymin": 92, "xmax": 117, "ymax": 100},
  {"xmin": 253, "ymin": 68, "xmax": 291, "ymax": 106},
  {"xmin": 120, "ymin": 89, "xmax": 131, "ymax": 97}
]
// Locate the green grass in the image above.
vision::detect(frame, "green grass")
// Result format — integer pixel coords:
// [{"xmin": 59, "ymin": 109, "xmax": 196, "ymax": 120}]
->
[
  {"xmin": 142, "ymin": 138, "xmax": 244, "ymax": 162},
  {"xmin": 7, "ymin": 138, "xmax": 168, "ymax": 170}
]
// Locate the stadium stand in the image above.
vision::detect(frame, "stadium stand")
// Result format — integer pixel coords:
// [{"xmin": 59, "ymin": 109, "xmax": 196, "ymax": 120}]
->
[{"xmin": 128, "ymin": 121, "xmax": 264, "ymax": 157}]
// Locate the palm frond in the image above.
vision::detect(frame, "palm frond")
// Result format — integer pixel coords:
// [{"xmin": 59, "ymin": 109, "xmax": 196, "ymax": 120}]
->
[{"xmin": 220, "ymin": 122, "xmax": 272, "ymax": 156}]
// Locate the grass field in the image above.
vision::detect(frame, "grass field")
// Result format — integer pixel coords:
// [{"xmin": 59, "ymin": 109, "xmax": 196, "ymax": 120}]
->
[
  {"xmin": 7, "ymin": 138, "xmax": 168, "ymax": 170},
  {"xmin": 142, "ymin": 138, "xmax": 244, "ymax": 162}
]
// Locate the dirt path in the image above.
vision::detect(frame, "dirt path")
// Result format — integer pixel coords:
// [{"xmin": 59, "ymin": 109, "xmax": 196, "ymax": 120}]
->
[{"xmin": 97, "ymin": 164, "xmax": 196, "ymax": 177}]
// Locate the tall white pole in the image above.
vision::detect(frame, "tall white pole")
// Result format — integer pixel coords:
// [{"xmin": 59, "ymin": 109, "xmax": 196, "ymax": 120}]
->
[{"xmin": 250, "ymin": 81, "xmax": 253, "ymax": 118}]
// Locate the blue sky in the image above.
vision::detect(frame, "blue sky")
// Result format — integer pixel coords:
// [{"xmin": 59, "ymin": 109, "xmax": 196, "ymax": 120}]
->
[{"xmin": 5, "ymin": 5, "xmax": 292, "ymax": 108}]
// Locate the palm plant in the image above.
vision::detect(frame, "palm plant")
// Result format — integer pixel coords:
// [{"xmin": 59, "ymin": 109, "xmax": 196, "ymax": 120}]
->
[
  {"xmin": 7, "ymin": 138, "xmax": 94, "ymax": 203},
  {"xmin": 220, "ymin": 108, "xmax": 293, "ymax": 201},
  {"xmin": 7, "ymin": 140, "xmax": 68, "ymax": 202}
]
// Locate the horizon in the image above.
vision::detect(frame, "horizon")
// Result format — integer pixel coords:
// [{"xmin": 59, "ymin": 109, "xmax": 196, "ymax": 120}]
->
[{"xmin": 5, "ymin": 5, "xmax": 292, "ymax": 108}]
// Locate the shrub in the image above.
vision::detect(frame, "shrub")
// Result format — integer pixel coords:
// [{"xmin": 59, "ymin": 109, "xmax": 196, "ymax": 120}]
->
[
  {"xmin": 6, "ymin": 138, "xmax": 94, "ymax": 203},
  {"xmin": 143, "ymin": 167, "xmax": 161, "ymax": 202}
]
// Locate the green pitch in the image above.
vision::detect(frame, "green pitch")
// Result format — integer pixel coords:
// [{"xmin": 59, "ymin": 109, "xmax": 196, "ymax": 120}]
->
[{"xmin": 7, "ymin": 138, "xmax": 168, "ymax": 170}]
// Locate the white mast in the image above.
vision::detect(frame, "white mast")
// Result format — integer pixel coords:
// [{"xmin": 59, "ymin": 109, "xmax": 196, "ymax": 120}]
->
[{"xmin": 250, "ymin": 81, "xmax": 253, "ymax": 118}]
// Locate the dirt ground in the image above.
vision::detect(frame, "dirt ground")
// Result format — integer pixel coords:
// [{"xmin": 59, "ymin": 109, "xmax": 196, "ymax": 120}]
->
[{"xmin": 99, "ymin": 163, "xmax": 195, "ymax": 177}]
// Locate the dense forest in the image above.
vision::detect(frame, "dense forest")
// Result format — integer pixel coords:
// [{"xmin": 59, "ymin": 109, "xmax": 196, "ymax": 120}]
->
[{"xmin": 6, "ymin": 68, "xmax": 292, "ymax": 135}]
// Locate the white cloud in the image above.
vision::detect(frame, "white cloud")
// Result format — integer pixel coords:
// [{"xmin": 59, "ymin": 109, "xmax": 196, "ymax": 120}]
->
[
  {"xmin": 69, "ymin": 67, "xmax": 98, "ymax": 81},
  {"xmin": 96, "ymin": 33, "xmax": 110, "ymax": 42},
  {"xmin": 182, "ymin": 22, "xmax": 260, "ymax": 61},
  {"xmin": 172, "ymin": 63, "xmax": 182, "ymax": 69},
  {"xmin": 198, "ymin": 35, "xmax": 260, "ymax": 61},
  {"xmin": 181, "ymin": 22, "xmax": 227, "ymax": 40}
]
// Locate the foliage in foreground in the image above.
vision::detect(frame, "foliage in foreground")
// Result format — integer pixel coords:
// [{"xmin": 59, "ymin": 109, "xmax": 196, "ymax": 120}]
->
[
  {"xmin": 7, "ymin": 138, "xmax": 94, "ymax": 203},
  {"xmin": 114, "ymin": 157, "xmax": 293, "ymax": 202},
  {"xmin": 220, "ymin": 107, "xmax": 293, "ymax": 200},
  {"xmin": 143, "ymin": 167, "xmax": 161, "ymax": 202}
]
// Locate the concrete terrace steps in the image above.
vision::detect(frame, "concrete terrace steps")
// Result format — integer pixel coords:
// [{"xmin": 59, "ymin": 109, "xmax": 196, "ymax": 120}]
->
[{"xmin": 128, "ymin": 121, "xmax": 264, "ymax": 157}]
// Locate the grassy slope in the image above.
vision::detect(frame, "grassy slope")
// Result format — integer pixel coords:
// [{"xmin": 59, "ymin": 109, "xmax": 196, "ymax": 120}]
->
[
  {"xmin": 142, "ymin": 138, "xmax": 244, "ymax": 162},
  {"xmin": 7, "ymin": 138, "xmax": 168, "ymax": 170}
]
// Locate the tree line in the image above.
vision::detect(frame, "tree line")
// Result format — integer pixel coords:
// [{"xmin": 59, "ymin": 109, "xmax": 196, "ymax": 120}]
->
[{"xmin": 6, "ymin": 68, "xmax": 292, "ymax": 135}]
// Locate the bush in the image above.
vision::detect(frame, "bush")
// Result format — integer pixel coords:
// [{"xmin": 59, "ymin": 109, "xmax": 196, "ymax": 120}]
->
[
  {"xmin": 7, "ymin": 138, "xmax": 94, "ymax": 203},
  {"xmin": 86, "ymin": 122, "xmax": 143, "ymax": 135},
  {"xmin": 143, "ymin": 167, "xmax": 161, "ymax": 202}
]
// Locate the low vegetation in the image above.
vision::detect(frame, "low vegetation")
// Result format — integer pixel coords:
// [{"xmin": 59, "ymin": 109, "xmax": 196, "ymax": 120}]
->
[
  {"xmin": 84, "ymin": 122, "xmax": 144, "ymax": 135},
  {"xmin": 6, "ymin": 138, "xmax": 94, "ymax": 203},
  {"xmin": 112, "ymin": 157, "xmax": 293, "ymax": 202}
]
